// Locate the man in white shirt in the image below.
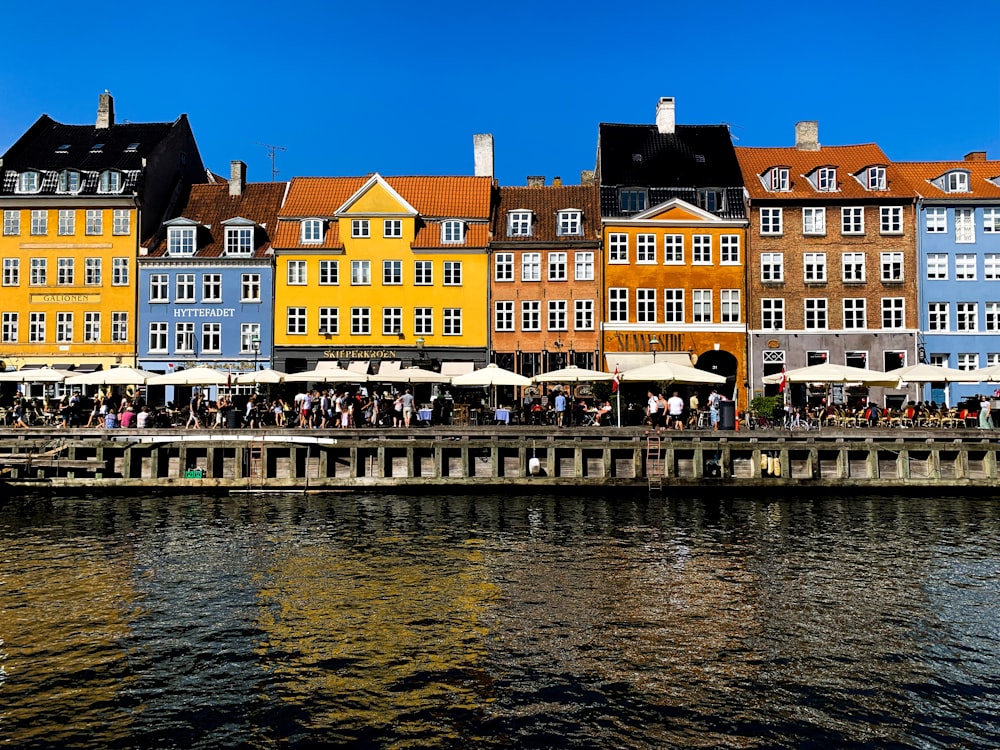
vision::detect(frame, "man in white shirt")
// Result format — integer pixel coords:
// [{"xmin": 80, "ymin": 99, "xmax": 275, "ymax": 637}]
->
[
  {"xmin": 667, "ymin": 391, "xmax": 685, "ymax": 430},
  {"xmin": 647, "ymin": 391, "xmax": 659, "ymax": 429}
]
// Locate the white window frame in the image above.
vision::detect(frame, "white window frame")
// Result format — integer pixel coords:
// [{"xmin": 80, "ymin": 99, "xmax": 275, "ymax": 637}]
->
[
  {"xmin": 351, "ymin": 219, "xmax": 370, "ymax": 238},
  {"xmin": 2, "ymin": 258, "xmax": 19, "ymax": 286},
  {"xmin": 443, "ymin": 261, "xmax": 462, "ymax": 286},
  {"xmin": 414, "ymin": 307, "xmax": 433, "ymax": 335},
  {"xmin": 58, "ymin": 170, "xmax": 81, "ymax": 194},
  {"xmin": 926, "ymin": 253, "xmax": 948, "ymax": 280},
  {"xmin": 957, "ymin": 353, "xmax": 979, "ymax": 371},
  {"xmin": 175, "ymin": 273, "xmax": 196, "ymax": 302},
  {"xmin": 85, "ymin": 209, "xmax": 103, "ymax": 236},
  {"xmin": 443, "ymin": 308, "xmax": 462, "ymax": 335},
  {"xmin": 84, "ymin": 312, "xmax": 100, "ymax": 343},
  {"xmin": 30, "ymin": 209, "xmax": 47, "ymax": 236},
  {"xmin": 318, "ymin": 308, "xmax": 338, "ymax": 336},
  {"xmin": 720, "ymin": 235, "xmax": 740, "ymax": 264},
  {"xmin": 58, "ymin": 209, "xmax": 75, "ymax": 236},
  {"xmin": 1, "ymin": 312, "xmax": 18, "ymax": 343},
  {"xmin": 200, "ymin": 323, "xmax": 221, "ymax": 354},
  {"xmin": 769, "ymin": 167, "xmax": 789, "ymax": 191},
  {"xmin": 167, "ymin": 226, "xmax": 196, "ymax": 256},
  {"xmin": 955, "ymin": 208, "xmax": 975, "ymax": 243},
  {"xmin": 608, "ymin": 288, "xmax": 628, "ymax": 323},
  {"xmin": 761, "ymin": 298, "xmax": 784, "ymax": 330},
  {"xmin": 202, "ymin": 273, "xmax": 222, "ymax": 303},
  {"xmin": 383, "ymin": 260, "xmax": 402, "ymax": 286},
  {"xmin": 574, "ymin": 252, "xmax": 594, "ymax": 280},
  {"xmin": 414, "ymin": 260, "xmax": 433, "ymax": 285},
  {"xmin": 880, "ymin": 206, "xmax": 903, "ymax": 234},
  {"xmin": 495, "ymin": 253, "xmax": 514, "ymax": 281},
  {"xmin": 548, "ymin": 252, "xmax": 567, "ymax": 281},
  {"xmin": 955, "ymin": 253, "xmax": 976, "ymax": 281},
  {"xmin": 113, "ymin": 209, "xmax": 130, "ymax": 236},
  {"xmin": 241, "ymin": 273, "xmax": 261, "ymax": 302},
  {"xmin": 692, "ymin": 289, "xmax": 712, "ymax": 323},
  {"xmin": 804, "ymin": 298, "xmax": 828, "ymax": 330},
  {"xmin": 3, "ymin": 210, "xmax": 20, "ymax": 236},
  {"xmin": 956, "ymin": 301, "xmax": 978, "ymax": 331},
  {"xmin": 382, "ymin": 307, "xmax": 403, "ymax": 336},
  {"xmin": 986, "ymin": 302, "xmax": 1000, "ymax": 331},
  {"xmin": 867, "ymin": 166, "xmax": 886, "ymax": 191},
  {"xmin": 881, "ymin": 252, "xmax": 904, "ymax": 282},
  {"xmin": 574, "ymin": 299, "xmax": 594, "ymax": 330},
  {"xmin": 636, "ymin": 234, "xmax": 656, "ymax": 264},
  {"xmin": 508, "ymin": 211, "xmax": 532, "ymax": 236},
  {"xmin": 521, "ymin": 253, "xmax": 541, "ymax": 281},
  {"xmin": 804, "ymin": 252, "xmax": 826, "ymax": 283},
  {"xmin": 926, "ymin": 207, "xmax": 947, "ymax": 233},
  {"xmin": 351, "ymin": 260, "xmax": 371, "ymax": 285},
  {"xmin": 241, "ymin": 322, "xmax": 262, "ymax": 352},
  {"xmin": 664, "ymin": 289, "xmax": 684, "ymax": 323},
  {"xmin": 842, "ymin": 207, "xmax": 864, "ymax": 235},
  {"xmin": 301, "ymin": 219, "xmax": 323, "ymax": 243},
  {"xmin": 843, "ymin": 252, "xmax": 866, "ymax": 282},
  {"xmin": 495, "ymin": 301, "xmax": 514, "ymax": 331},
  {"xmin": 928, "ymin": 302, "xmax": 949, "ymax": 331},
  {"xmin": 947, "ymin": 171, "xmax": 970, "ymax": 193},
  {"xmin": 882, "ymin": 298, "xmax": 906, "ymax": 329},
  {"xmin": 843, "ymin": 298, "xmax": 867, "ymax": 329},
  {"xmin": 760, "ymin": 208, "xmax": 782, "ymax": 235},
  {"xmin": 351, "ymin": 307, "xmax": 370, "ymax": 335},
  {"xmin": 441, "ymin": 220, "xmax": 464, "ymax": 244},
  {"xmin": 30, "ymin": 258, "xmax": 46, "ymax": 285},
  {"xmin": 287, "ymin": 260, "xmax": 307, "ymax": 285},
  {"xmin": 226, "ymin": 226, "xmax": 253, "ymax": 255},
  {"xmin": 636, "ymin": 289, "xmax": 656, "ymax": 323},
  {"xmin": 721, "ymin": 289, "xmax": 740, "ymax": 323},
  {"xmin": 99, "ymin": 170, "xmax": 123, "ymax": 194},
  {"xmin": 609, "ymin": 233, "xmax": 629, "ymax": 263},
  {"xmin": 384, "ymin": 219, "xmax": 402, "ymax": 238},
  {"xmin": 557, "ymin": 210, "xmax": 582, "ymax": 236},
  {"xmin": 319, "ymin": 260, "xmax": 339, "ymax": 285},
  {"xmin": 287, "ymin": 307, "xmax": 307, "ymax": 335},
  {"xmin": 56, "ymin": 311, "xmax": 73, "ymax": 343},
  {"xmin": 29, "ymin": 311, "xmax": 46, "ymax": 342},
  {"xmin": 984, "ymin": 208, "xmax": 1000, "ymax": 233},
  {"xmin": 761, "ymin": 252, "xmax": 784, "ymax": 282},
  {"xmin": 985, "ymin": 254, "xmax": 1000, "ymax": 280},
  {"xmin": 692, "ymin": 235, "xmax": 712, "ymax": 264},
  {"xmin": 150, "ymin": 274, "xmax": 169, "ymax": 303},
  {"xmin": 111, "ymin": 311, "xmax": 128, "ymax": 343},
  {"xmin": 664, "ymin": 234, "xmax": 684, "ymax": 264},
  {"xmin": 18, "ymin": 171, "xmax": 41, "ymax": 193},
  {"xmin": 57, "ymin": 257, "xmax": 74, "ymax": 285},
  {"xmin": 521, "ymin": 301, "xmax": 541, "ymax": 331},
  {"xmin": 149, "ymin": 322, "xmax": 169, "ymax": 353},
  {"xmin": 817, "ymin": 167, "xmax": 836, "ymax": 192},
  {"xmin": 547, "ymin": 300, "xmax": 568, "ymax": 331},
  {"xmin": 176, "ymin": 322, "xmax": 195, "ymax": 351},
  {"xmin": 802, "ymin": 207, "xmax": 826, "ymax": 235}
]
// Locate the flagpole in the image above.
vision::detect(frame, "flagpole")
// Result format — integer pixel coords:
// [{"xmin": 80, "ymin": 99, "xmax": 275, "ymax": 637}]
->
[{"xmin": 613, "ymin": 363, "xmax": 621, "ymax": 428}]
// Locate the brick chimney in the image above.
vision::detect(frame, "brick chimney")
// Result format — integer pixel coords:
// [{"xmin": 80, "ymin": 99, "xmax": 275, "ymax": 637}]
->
[
  {"xmin": 527, "ymin": 176, "xmax": 545, "ymax": 187},
  {"xmin": 795, "ymin": 121, "xmax": 820, "ymax": 151},
  {"xmin": 552, "ymin": 176, "xmax": 562, "ymax": 187},
  {"xmin": 473, "ymin": 134, "xmax": 494, "ymax": 177},
  {"xmin": 965, "ymin": 151, "xmax": 988, "ymax": 162},
  {"xmin": 655, "ymin": 97, "xmax": 675, "ymax": 135},
  {"xmin": 229, "ymin": 160, "xmax": 247, "ymax": 196},
  {"xmin": 580, "ymin": 170, "xmax": 595, "ymax": 185},
  {"xmin": 97, "ymin": 92, "xmax": 115, "ymax": 129}
]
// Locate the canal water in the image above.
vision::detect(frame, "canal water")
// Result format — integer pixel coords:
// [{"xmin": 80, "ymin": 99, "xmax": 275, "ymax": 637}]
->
[{"xmin": 2, "ymin": 490, "xmax": 999, "ymax": 749}]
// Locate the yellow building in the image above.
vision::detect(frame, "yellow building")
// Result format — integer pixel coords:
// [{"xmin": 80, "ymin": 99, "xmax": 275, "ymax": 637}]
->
[{"xmin": 272, "ymin": 173, "xmax": 493, "ymax": 375}]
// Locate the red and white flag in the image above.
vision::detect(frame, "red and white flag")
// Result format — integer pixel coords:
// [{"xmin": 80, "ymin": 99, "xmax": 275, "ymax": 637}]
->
[
  {"xmin": 611, "ymin": 366, "xmax": 620, "ymax": 394},
  {"xmin": 778, "ymin": 365, "xmax": 787, "ymax": 393}
]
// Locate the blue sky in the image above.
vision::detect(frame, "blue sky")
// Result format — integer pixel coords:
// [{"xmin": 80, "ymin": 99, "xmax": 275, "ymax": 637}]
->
[{"xmin": 2, "ymin": 0, "xmax": 998, "ymax": 187}]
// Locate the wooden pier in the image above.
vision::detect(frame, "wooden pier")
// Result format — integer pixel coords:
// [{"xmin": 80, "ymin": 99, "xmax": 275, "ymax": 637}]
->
[{"xmin": 2, "ymin": 426, "xmax": 999, "ymax": 494}]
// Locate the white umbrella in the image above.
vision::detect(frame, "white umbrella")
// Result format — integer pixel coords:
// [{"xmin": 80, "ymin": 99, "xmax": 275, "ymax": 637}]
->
[
  {"xmin": 0, "ymin": 366, "xmax": 69, "ymax": 383},
  {"xmin": 531, "ymin": 365, "xmax": 615, "ymax": 383},
  {"xmin": 374, "ymin": 366, "xmax": 452, "ymax": 384},
  {"xmin": 762, "ymin": 363, "xmax": 900, "ymax": 387},
  {"xmin": 885, "ymin": 363, "xmax": 979, "ymax": 384},
  {"xmin": 618, "ymin": 361, "xmax": 726, "ymax": 385},
  {"xmin": 65, "ymin": 366, "xmax": 156, "ymax": 386},
  {"xmin": 147, "ymin": 366, "xmax": 231, "ymax": 386},
  {"xmin": 284, "ymin": 365, "xmax": 368, "ymax": 383},
  {"xmin": 971, "ymin": 364, "xmax": 1000, "ymax": 382},
  {"xmin": 235, "ymin": 368, "xmax": 288, "ymax": 385},
  {"xmin": 451, "ymin": 363, "xmax": 532, "ymax": 387}
]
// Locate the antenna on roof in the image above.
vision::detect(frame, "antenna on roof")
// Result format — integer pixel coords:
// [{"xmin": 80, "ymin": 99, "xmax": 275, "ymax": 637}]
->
[
  {"xmin": 257, "ymin": 142, "xmax": 286, "ymax": 182},
  {"xmin": 721, "ymin": 122, "xmax": 742, "ymax": 142}
]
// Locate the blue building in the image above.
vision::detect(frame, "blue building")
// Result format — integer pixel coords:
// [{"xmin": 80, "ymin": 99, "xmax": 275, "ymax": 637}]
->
[
  {"xmin": 138, "ymin": 162, "xmax": 285, "ymax": 402},
  {"xmin": 900, "ymin": 154, "xmax": 1000, "ymax": 404}
]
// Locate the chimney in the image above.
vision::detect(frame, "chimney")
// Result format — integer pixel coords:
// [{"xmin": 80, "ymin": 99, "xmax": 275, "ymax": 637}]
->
[
  {"xmin": 795, "ymin": 121, "xmax": 820, "ymax": 151},
  {"xmin": 655, "ymin": 97, "xmax": 675, "ymax": 135},
  {"xmin": 229, "ymin": 160, "xmax": 247, "ymax": 196},
  {"xmin": 965, "ymin": 151, "xmax": 988, "ymax": 162},
  {"xmin": 96, "ymin": 92, "xmax": 115, "ymax": 129},
  {"xmin": 473, "ymin": 134, "xmax": 494, "ymax": 177},
  {"xmin": 552, "ymin": 176, "xmax": 562, "ymax": 187},
  {"xmin": 527, "ymin": 175, "xmax": 545, "ymax": 187},
  {"xmin": 580, "ymin": 169, "xmax": 595, "ymax": 185}
]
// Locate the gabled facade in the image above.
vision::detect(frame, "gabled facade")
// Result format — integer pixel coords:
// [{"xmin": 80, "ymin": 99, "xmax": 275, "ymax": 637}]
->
[
  {"xmin": 896, "ymin": 152, "xmax": 1000, "ymax": 403},
  {"xmin": 272, "ymin": 173, "xmax": 493, "ymax": 374},
  {"xmin": 597, "ymin": 97, "xmax": 748, "ymax": 401},
  {"xmin": 137, "ymin": 162, "xmax": 285, "ymax": 387},
  {"xmin": 0, "ymin": 93, "xmax": 205, "ymax": 377},
  {"xmin": 736, "ymin": 122, "xmax": 918, "ymax": 408},
  {"xmin": 489, "ymin": 180, "xmax": 602, "ymax": 378}
]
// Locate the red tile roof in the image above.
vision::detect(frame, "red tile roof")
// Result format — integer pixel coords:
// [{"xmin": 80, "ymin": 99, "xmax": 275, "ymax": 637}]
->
[
  {"xmin": 894, "ymin": 160, "xmax": 1000, "ymax": 199},
  {"xmin": 491, "ymin": 184, "xmax": 601, "ymax": 242}
]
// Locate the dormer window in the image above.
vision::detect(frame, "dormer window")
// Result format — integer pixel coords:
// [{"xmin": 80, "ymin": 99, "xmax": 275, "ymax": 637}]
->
[
  {"xmin": 57, "ymin": 170, "xmax": 82, "ymax": 194},
  {"xmin": 867, "ymin": 166, "xmax": 886, "ymax": 191},
  {"xmin": 167, "ymin": 225, "xmax": 197, "ymax": 256},
  {"xmin": 698, "ymin": 188, "xmax": 724, "ymax": 212},
  {"xmin": 769, "ymin": 167, "xmax": 790, "ymax": 192},
  {"xmin": 441, "ymin": 220, "xmax": 465, "ymax": 243},
  {"xmin": 817, "ymin": 167, "xmax": 837, "ymax": 191},
  {"xmin": 301, "ymin": 218, "xmax": 323, "ymax": 243},
  {"xmin": 947, "ymin": 171, "xmax": 970, "ymax": 193},
  {"xmin": 17, "ymin": 171, "xmax": 41, "ymax": 193},
  {"xmin": 225, "ymin": 226, "xmax": 254, "ymax": 255},
  {"xmin": 99, "ymin": 170, "xmax": 123, "ymax": 194},
  {"xmin": 508, "ymin": 210, "xmax": 532, "ymax": 236},
  {"xmin": 619, "ymin": 189, "xmax": 646, "ymax": 213},
  {"xmin": 557, "ymin": 210, "xmax": 582, "ymax": 236}
]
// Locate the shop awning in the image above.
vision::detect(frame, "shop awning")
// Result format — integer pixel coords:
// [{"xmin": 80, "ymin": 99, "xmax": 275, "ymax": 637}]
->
[
  {"xmin": 440, "ymin": 361, "xmax": 475, "ymax": 376},
  {"xmin": 73, "ymin": 364, "xmax": 104, "ymax": 373},
  {"xmin": 348, "ymin": 360, "xmax": 370, "ymax": 375},
  {"xmin": 377, "ymin": 360, "xmax": 401, "ymax": 375}
]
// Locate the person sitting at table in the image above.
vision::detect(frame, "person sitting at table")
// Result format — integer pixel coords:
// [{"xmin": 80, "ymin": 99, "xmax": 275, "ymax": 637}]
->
[
  {"xmin": 597, "ymin": 400, "xmax": 613, "ymax": 426},
  {"xmin": 136, "ymin": 406, "xmax": 151, "ymax": 429},
  {"xmin": 120, "ymin": 405, "xmax": 136, "ymax": 428}
]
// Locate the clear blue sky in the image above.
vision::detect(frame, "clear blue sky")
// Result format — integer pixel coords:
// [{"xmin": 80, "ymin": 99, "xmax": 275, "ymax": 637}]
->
[{"xmin": 2, "ymin": 0, "xmax": 998, "ymax": 187}]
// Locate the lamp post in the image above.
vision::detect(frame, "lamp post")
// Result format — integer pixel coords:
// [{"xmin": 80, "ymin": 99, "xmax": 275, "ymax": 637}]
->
[
  {"xmin": 415, "ymin": 337, "xmax": 424, "ymax": 364},
  {"xmin": 649, "ymin": 336, "xmax": 660, "ymax": 363},
  {"xmin": 251, "ymin": 334, "xmax": 261, "ymax": 372}
]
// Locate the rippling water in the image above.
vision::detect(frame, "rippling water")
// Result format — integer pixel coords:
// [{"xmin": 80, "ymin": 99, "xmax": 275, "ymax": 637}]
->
[{"xmin": 2, "ymin": 491, "xmax": 1000, "ymax": 748}]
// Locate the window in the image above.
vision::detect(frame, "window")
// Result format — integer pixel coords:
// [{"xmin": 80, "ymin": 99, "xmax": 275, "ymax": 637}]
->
[
  {"xmin": 521, "ymin": 301, "xmax": 541, "ymax": 331},
  {"xmin": 150, "ymin": 274, "xmax": 169, "ymax": 302},
  {"xmin": 382, "ymin": 307, "xmax": 402, "ymax": 336},
  {"xmin": 287, "ymin": 307, "xmax": 307, "ymax": 335},
  {"xmin": 574, "ymin": 300, "xmax": 594, "ymax": 330},
  {"xmin": 57, "ymin": 170, "xmax": 81, "ymax": 194},
  {"xmin": 928, "ymin": 302, "xmax": 949, "ymax": 331},
  {"xmin": 720, "ymin": 235, "xmax": 740, "ymax": 264},
  {"xmin": 202, "ymin": 323, "xmax": 221, "ymax": 353},
  {"xmin": 443, "ymin": 308, "xmax": 462, "ymax": 335},
  {"xmin": 495, "ymin": 253, "xmax": 513, "ymax": 281},
  {"xmin": 664, "ymin": 235, "xmax": 684, "ymax": 263},
  {"xmin": 414, "ymin": 307, "xmax": 433, "ymax": 335},
  {"xmin": 547, "ymin": 300, "xmax": 567, "ymax": 330},
  {"xmin": 495, "ymin": 301, "xmax": 514, "ymax": 331},
  {"xmin": 557, "ymin": 210, "xmax": 582, "ymax": 236},
  {"xmin": 802, "ymin": 207, "xmax": 826, "ymax": 235},
  {"xmin": 56, "ymin": 312, "xmax": 73, "ymax": 343},
  {"xmin": 351, "ymin": 307, "xmax": 370, "ymax": 335},
  {"xmin": 609, "ymin": 233, "xmax": 628, "ymax": 263},
  {"xmin": 99, "ymin": 170, "xmax": 122, "ymax": 193},
  {"xmin": 842, "ymin": 207, "xmax": 864, "ymax": 234},
  {"xmin": 522, "ymin": 253, "xmax": 541, "ymax": 281},
  {"xmin": 619, "ymin": 189, "xmax": 646, "ymax": 213},
  {"xmin": 548, "ymin": 253, "xmax": 567, "ymax": 280},
  {"xmin": 769, "ymin": 167, "xmax": 789, "ymax": 191},
  {"xmin": 955, "ymin": 254, "xmax": 976, "ymax": 280},
  {"xmin": 176, "ymin": 274, "xmax": 195, "ymax": 302},
  {"xmin": 18, "ymin": 171, "xmax": 40, "ymax": 193},
  {"xmin": 351, "ymin": 260, "xmax": 370, "ymax": 285},
  {"xmin": 958, "ymin": 353, "xmax": 979, "ymax": 371},
  {"xmin": 881, "ymin": 252, "xmax": 904, "ymax": 282},
  {"xmin": 29, "ymin": 312, "xmax": 45, "ymax": 342},
  {"xmin": 804, "ymin": 252, "xmax": 826, "ymax": 282},
  {"xmin": 2, "ymin": 258, "xmax": 19, "ymax": 286},
  {"xmin": 443, "ymin": 261, "xmax": 462, "ymax": 285},
  {"xmin": 804, "ymin": 298, "xmax": 828, "ymax": 329},
  {"xmin": 984, "ymin": 208, "xmax": 1000, "ymax": 233},
  {"xmin": 226, "ymin": 226, "xmax": 253, "ymax": 255},
  {"xmin": 867, "ymin": 166, "xmax": 886, "ymax": 190},
  {"xmin": 59, "ymin": 210, "xmax": 75, "ymax": 235},
  {"xmin": 986, "ymin": 302, "xmax": 1000, "ymax": 331},
  {"xmin": 926, "ymin": 253, "xmax": 948, "ymax": 279},
  {"xmin": 84, "ymin": 312, "xmax": 99, "ymax": 343},
  {"xmin": 318, "ymin": 308, "xmax": 338, "ymax": 336},
  {"xmin": 692, "ymin": 289, "xmax": 712, "ymax": 323},
  {"xmin": 202, "ymin": 274, "xmax": 222, "ymax": 302},
  {"xmin": 85, "ymin": 209, "xmax": 103, "ymax": 235},
  {"xmin": 990, "ymin": 353, "xmax": 1000, "ymax": 368},
  {"xmin": 882, "ymin": 298, "xmax": 905, "ymax": 329},
  {"xmin": 926, "ymin": 207, "xmax": 947, "ymax": 233},
  {"xmin": 692, "ymin": 235, "xmax": 712, "ymax": 264},
  {"xmin": 241, "ymin": 273, "xmax": 261, "ymax": 302},
  {"xmin": 384, "ymin": 219, "xmax": 402, "ymax": 238},
  {"xmin": 287, "ymin": 260, "xmax": 307, "ymax": 285},
  {"xmin": 636, "ymin": 289, "xmax": 656, "ymax": 323},
  {"xmin": 168, "ymin": 226, "xmax": 195, "ymax": 255},
  {"xmin": 31, "ymin": 210, "xmax": 47, "ymax": 235},
  {"xmin": 636, "ymin": 234, "xmax": 656, "ymax": 263},
  {"xmin": 149, "ymin": 322, "xmax": 168, "ymax": 352},
  {"xmin": 843, "ymin": 298, "xmax": 866, "ymax": 329},
  {"xmin": 508, "ymin": 211, "xmax": 532, "ymax": 236},
  {"xmin": 319, "ymin": 260, "xmax": 339, "ymax": 285},
  {"xmin": 698, "ymin": 188, "xmax": 724, "ymax": 212},
  {"xmin": 111, "ymin": 311, "xmax": 128, "ymax": 342},
  {"xmin": 241, "ymin": 323, "xmax": 262, "ymax": 353},
  {"xmin": 1, "ymin": 312, "xmax": 17, "ymax": 343},
  {"xmin": 414, "ymin": 260, "xmax": 433, "ymax": 285},
  {"xmin": 301, "ymin": 219, "xmax": 322, "ymax": 243},
  {"xmin": 817, "ymin": 167, "xmax": 837, "ymax": 191},
  {"xmin": 383, "ymin": 260, "xmax": 402, "ymax": 285},
  {"xmin": 113, "ymin": 209, "xmax": 130, "ymax": 235},
  {"xmin": 760, "ymin": 208, "xmax": 782, "ymax": 235},
  {"xmin": 761, "ymin": 299, "xmax": 784, "ymax": 330},
  {"xmin": 880, "ymin": 206, "xmax": 902, "ymax": 234},
  {"xmin": 3, "ymin": 210, "xmax": 19, "ymax": 236},
  {"xmin": 761, "ymin": 252, "xmax": 784, "ymax": 282},
  {"xmin": 947, "ymin": 171, "xmax": 969, "ymax": 193},
  {"xmin": 574, "ymin": 252, "xmax": 594, "ymax": 280},
  {"xmin": 956, "ymin": 302, "xmax": 977, "ymax": 331},
  {"xmin": 664, "ymin": 289, "xmax": 684, "ymax": 323},
  {"xmin": 955, "ymin": 208, "xmax": 975, "ymax": 243},
  {"xmin": 986, "ymin": 254, "xmax": 1000, "ymax": 280},
  {"xmin": 352, "ymin": 219, "xmax": 370, "ymax": 238},
  {"xmin": 30, "ymin": 258, "xmax": 46, "ymax": 285},
  {"xmin": 843, "ymin": 252, "xmax": 866, "ymax": 282},
  {"xmin": 608, "ymin": 288, "xmax": 628, "ymax": 323},
  {"xmin": 176, "ymin": 322, "xmax": 195, "ymax": 351},
  {"xmin": 442, "ymin": 221, "xmax": 464, "ymax": 243},
  {"xmin": 721, "ymin": 289, "xmax": 740, "ymax": 323}
]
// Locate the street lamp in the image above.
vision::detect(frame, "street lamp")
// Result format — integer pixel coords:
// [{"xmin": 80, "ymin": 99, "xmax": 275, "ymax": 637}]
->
[
  {"xmin": 251, "ymin": 334, "xmax": 261, "ymax": 372},
  {"xmin": 649, "ymin": 336, "xmax": 660, "ymax": 363}
]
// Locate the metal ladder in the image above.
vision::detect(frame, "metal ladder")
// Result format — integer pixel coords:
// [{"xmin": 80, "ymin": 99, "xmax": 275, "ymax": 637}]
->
[{"xmin": 646, "ymin": 435, "xmax": 663, "ymax": 495}]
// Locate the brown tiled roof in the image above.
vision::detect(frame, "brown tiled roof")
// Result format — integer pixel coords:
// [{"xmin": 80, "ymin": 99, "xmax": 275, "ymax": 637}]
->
[
  {"xmin": 894, "ymin": 160, "xmax": 1000, "ymax": 199},
  {"xmin": 272, "ymin": 218, "xmax": 343, "ymax": 250},
  {"xmin": 491, "ymin": 184, "xmax": 601, "ymax": 242},
  {"xmin": 736, "ymin": 144, "xmax": 915, "ymax": 200},
  {"xmin": 413, "ymin": 222, "xmax": 490, "ymax": 248},
  {"xmin": 144, "ymin": 182, "xmax": 287, "ymax": 258}
]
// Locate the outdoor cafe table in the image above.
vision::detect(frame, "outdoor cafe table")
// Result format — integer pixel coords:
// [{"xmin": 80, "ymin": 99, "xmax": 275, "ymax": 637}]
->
[{"xmin": 494, "ymin": 408, "xmax": 510, "ymax": 424}]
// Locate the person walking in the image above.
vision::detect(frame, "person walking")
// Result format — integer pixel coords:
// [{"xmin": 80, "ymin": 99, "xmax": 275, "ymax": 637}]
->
[
  {"xmin": 400, "ymin": 388, "xmax": 415, "ymax": 428},
  {"xmin": 646, "ymin": 390, "xmax": 659, "ymax": 430},
  {"xmin": 666, "ymin": 391, "xmax": 684, "ymax": 430},
  {"xmin": 554, "ymin": 389, "xmax": 567, "ymax": 427},
  {"xmin": 708, "ymin": 389, "xmax": 721, "ymax": 430},
  {"xmin": 979, "ymin": 395, "xmax": 992, "ymax": 429}
]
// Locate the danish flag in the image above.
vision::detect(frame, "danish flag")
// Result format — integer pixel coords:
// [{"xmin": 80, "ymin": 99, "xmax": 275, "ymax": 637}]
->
[
  {"xmin": 778, "ymin": 365, "xmax": 787, "ymax": 393},
  {"xmin": 611, "ymin": 366, "xmax": 620, "ymax": 394}
]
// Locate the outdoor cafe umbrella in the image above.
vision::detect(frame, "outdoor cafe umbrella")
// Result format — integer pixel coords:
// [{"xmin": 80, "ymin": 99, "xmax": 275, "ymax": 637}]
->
[
  {"xmin": 884, "ymin": 363, "xmax": 978, "ymax": 399},
  {"xmin": 235, "ymin": 368, "xmax": 288, "ymax": 385},
  {"xmin": 971, "ymin": 364, "xmax": 1000, "ymax": 382},
  {"xmin": 451, "ymin": 363, "xmax": 532, "ymax": 387},
  {"xmin": 618, "ymin": 361, "xmax": 726, "ymax": 385},
  {"xmin": 146, "ymin": 366, "xmax": 231, "ymax": 386},
  {"xmin": 0, "ymin": 366, "xmax": 70, "ymax": 383},
  {"xmin": 65, "ymin": 366, "xmax": 156, "ymax": 386},
  {"xmin": 283, "ymin": 365, "xmax": 368, "ymax": 383},
  {"xmin": 373, "ymin": 366, "xmax": 452, "ymax": 384},
  {"xmin": 531, "ymin": 365, "xmax": 616, "ymax": 383},
  {"xmin": 762, "ymin": 362, "xmax": 900, "ymax": 387}
]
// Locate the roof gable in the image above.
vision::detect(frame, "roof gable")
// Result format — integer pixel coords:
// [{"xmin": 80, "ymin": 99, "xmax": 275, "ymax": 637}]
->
[
  {"xmin": 633, "ymin": 198, "xmax": 719, "ymax": 223},
  {"xmin": 335, "ymin": 173, "xmax": 418, "ymax": 216}
]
